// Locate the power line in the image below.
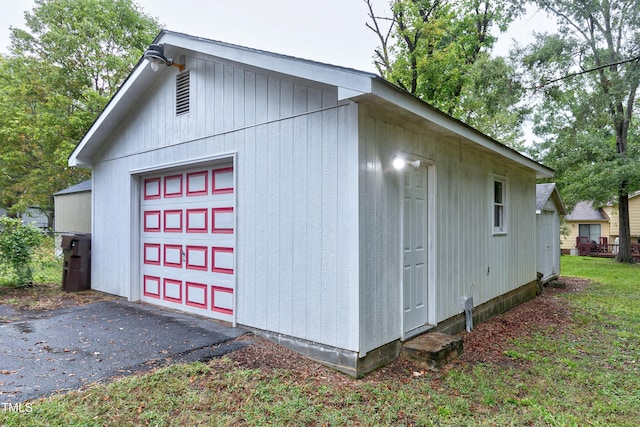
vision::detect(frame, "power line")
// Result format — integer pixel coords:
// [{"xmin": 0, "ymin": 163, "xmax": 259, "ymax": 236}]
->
[{"xmin": 538, "ymin": 54, "xmax": 640, "ymax": 88}]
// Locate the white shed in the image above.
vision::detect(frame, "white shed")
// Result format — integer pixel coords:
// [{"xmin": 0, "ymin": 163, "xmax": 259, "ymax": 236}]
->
[
  {"xmin": 53, "ymin": 179, "xmax": 92, "ymax": 256},
  {"xmin": 536, "ymin": 183, "xmax": 566, "ymax": 283},
  {"xmin": 54, "ymin": 179, "xmax": 92, "ymax": 234},
  {"xmin": 69, "ymin": 31, "xmax": 554, "ymax": 377}
]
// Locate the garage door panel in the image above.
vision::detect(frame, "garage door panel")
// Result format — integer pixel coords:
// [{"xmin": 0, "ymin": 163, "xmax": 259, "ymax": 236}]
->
[
  {"xmin": 186, "ymin": 171, "xmax": 208, "ymax": 196},
  {"xmin": 212, "ymin": 207, "xmax": 234, "ymax": 234},
  {"xmin": 163, "ymin": 278, "xmax": 183, "ymax": 303},
  {"xmin": 144, "ymin": 178, "xmax": 162, "ymax": 200},
  {"xmin": 185, "ymin": 245, "xmax": 208, "ymax": 271},
  {"xmin": 163, "ymin": 210, "xmax": 183, "ymax": 232},
  {"xmin": 143, "ymin": 275, "xmax": 161, "ymax": 298},
  {"xmin": 212, "ymin": 286, "xmax": 233, "ymax": 314},
  {"xmin": 186, "ymin": 209, "xmax": 208, "ymax": 233},
  {"xmin": 163, "ymin": 244, "xmax": 183, "ymax": 268},
  {"xmin": 143, "ymin": 243, "xmax": 161, "ymax": 265},
  {"xmin": 143, "ymin": 210, "xmax": 161, "ymax": 232},
  {"xmin": 185, "ymin": 282, "xmax": 208, "ymax": 308},
  {"xmin": 140, "ymin": 164, "xmax": 235, "ymax": 321},
  {"xmin": 212, "ymin": 247, "xmax": 234, "ymax": 274},
  {"xmin": 212, "ymin": 168, "xmax": 234, "ymax": 194},
  {"xmin": 164, "ymin": 174, "xmax": 183, "ymax": 198}
]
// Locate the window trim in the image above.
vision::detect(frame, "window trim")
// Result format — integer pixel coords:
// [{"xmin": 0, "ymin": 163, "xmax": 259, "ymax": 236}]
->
[
  {"xmin": 578, "ymin": 223, "xmax": 601, "ymax": 243},
  {"xmin": 492, "ymin": 174, "xmax": 507, "ymax": 235}
]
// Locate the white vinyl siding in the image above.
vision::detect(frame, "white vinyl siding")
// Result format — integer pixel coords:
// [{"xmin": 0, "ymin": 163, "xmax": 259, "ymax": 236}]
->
[
  {"xmin": 91, "ymin": 54, "xmax": 360, "ymax": 352},
  {"xmin": 359, "ymin": 105, "xmax": 537, "ymax": 354}
]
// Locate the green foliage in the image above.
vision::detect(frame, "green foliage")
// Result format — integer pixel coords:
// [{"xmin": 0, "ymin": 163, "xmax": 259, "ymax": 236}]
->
[
  {"xmin": 368, "ymin": 0, "xmax": 527, "ymax": 146},
  {"xmin": 31, "ymin": 235, "xmax": 63, "ymax": 284},
  {"xmin": 0, "ymin": 217, "xmax": 42, "ymax": 287},
  {"xmin": 521, "ymin": 0, "xmax": 640, "ymax": 260},
  {"xmin": 0, "ymin": 0, "xmax": 161, "ymax": 221}
]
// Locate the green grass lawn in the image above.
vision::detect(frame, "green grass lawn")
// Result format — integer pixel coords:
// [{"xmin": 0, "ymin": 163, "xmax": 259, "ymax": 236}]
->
[{"xmin": 2, "ymin": 256, "xmax": 639, "ymax": 426}]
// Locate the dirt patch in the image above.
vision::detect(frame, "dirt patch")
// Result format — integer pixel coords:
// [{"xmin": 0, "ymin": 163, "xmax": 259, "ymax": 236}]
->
[
  {"xmin": 458, "ymin": 276, "xmax": 587, "ymax": 367},
  {"xmin": 0, "ymin": 282, "xmax": 116, "ymax": 313},
  {"xmin": 216, "ymin": 277, "xmax": 590, "ymax": 383}
]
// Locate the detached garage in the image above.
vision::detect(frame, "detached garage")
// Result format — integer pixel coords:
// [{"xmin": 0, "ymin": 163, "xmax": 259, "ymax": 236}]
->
[{"xmin": 69, "ymin": 31, "xmax": 553, "ymax": 377}]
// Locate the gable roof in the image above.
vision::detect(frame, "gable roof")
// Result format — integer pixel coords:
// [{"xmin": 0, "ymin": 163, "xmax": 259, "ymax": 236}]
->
[
  {"xmin": 566, "ymin": 201, "xmax": 609, "ymax": 221},
  {"xmin": 69, "ymin": 30, "xmax": 554, "ymax": 179},
  {"xmin": 54, "ymin": 179, "xmax": 92, "ymax": 196},
  {"xmin": 536, "ymin": 183, "xmax": 567, "ymax": 215}
]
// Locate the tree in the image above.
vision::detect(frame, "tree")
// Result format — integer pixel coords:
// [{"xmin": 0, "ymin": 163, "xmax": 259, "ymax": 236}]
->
[
  {"xmin": 0, "ymin": 0, "xmax": 161, "ymax": 226},
  {"xmin": 522, "ymin": 0, "xmax": 640, "ymax": 262},
  {"xmin": 365, "ymin": 0, "xmax": 527, "ymax": 147}
]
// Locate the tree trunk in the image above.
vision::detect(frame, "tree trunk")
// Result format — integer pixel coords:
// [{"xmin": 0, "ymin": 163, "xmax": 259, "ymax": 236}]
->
[
  {"xmin": 616, "ymin": 190, "xmax": 633, "ymax": 262},
  {"xmin": 614, "ymin": 110, "xmax": 632, "ymax": 263}
]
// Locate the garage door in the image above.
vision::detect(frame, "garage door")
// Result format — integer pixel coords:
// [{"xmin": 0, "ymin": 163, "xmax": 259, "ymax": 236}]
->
[{"xmin": 140, "ymin": 163, "xmax": 235, "ymax": 322}]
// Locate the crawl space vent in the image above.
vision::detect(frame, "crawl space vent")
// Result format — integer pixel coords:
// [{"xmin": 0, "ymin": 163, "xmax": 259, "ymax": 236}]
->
[{"xmin": 176, "ymin": 71, "xmax": 190, "ymax": 116}]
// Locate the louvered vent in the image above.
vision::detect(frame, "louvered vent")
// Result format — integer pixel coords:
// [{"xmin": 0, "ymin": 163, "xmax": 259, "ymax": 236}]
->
[{"xmin": 176, "ymin": 71, "xmax": 190, "ymax": 116}]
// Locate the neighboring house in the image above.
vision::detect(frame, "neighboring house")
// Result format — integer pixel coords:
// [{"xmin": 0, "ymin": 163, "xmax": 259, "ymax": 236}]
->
[
  {"xmin": 68, "ymin": 31, "xmax": 553, "ymax": 377},
  {"xmin": 561, "ymin": 201, "xmax": 611, "ymax": 252},
  {"xmin": 563, "ymin": 192, "xmax": 640, "ymax": 253},
  {"xmin": 601, "ymin": 191, "xmax": 640, "ymax": 244},
  {"xmin": 53, "ymin": 180, "xmax": 92, "ymax": 256},
  {"xmin": 0, "ymin": 207, "xmax": 48, "ymax": 229},
  {"xmin": 535, "ymin": 184, "xmax": 566, "ymax": 283}
]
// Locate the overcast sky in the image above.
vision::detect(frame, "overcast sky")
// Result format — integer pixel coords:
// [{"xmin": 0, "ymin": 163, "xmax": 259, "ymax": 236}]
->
[{"xmin": 0, "ymin": 1, "xmax": 554, "ymax": 74}]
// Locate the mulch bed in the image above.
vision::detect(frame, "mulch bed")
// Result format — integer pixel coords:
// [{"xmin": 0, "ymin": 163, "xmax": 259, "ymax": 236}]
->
[{"xmin": 217, "ymin": 277, "xmax": 590, "ymax": 385}]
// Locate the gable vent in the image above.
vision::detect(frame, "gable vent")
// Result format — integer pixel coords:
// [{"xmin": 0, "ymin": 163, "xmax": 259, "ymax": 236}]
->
[{"xmin": 176, "ymin": 71, "xmax": 190, "ymax": 116}]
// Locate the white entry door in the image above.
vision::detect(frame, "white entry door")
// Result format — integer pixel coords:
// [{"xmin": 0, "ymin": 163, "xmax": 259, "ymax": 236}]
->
[
  {"xmin": 403, "ymin": 167, "xmax": 428, "ymax": 335},
  {"xmin": 139, "ymin": 163, "xmax": 235, "ymax": 322},
  {"xmin": 540, "ymin": 211, "xmax": 554, "ymax": 280}
]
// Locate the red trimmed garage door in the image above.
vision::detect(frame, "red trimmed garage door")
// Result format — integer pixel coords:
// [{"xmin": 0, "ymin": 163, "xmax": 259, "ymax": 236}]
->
[{"xmin": 140, "ymin": 163, "xmax": 235, "ymax": 322}]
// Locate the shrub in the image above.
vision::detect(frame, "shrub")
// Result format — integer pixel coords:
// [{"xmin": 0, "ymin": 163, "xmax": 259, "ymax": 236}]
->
[{"xmin": 0, "ymin": 216, "xmax": 43, "ymax": 287}]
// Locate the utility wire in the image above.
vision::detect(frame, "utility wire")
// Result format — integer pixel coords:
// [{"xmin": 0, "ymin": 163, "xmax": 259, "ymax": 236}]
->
[{"xmin": 538, "ymin": 54, "xmax": 640, "ymax": 88}]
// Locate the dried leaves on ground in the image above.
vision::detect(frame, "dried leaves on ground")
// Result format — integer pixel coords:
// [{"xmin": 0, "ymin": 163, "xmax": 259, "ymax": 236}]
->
[
  {"xmin": 215, "ymin": 277, "xmax": 590, "ymax": 385},
  {"xmin": 0, "ymin": 282, "xmax": 115, "ymax": 313},
  {"xmin": 1, "ymin": 276, "xmax": 590, "ymax": 385}
]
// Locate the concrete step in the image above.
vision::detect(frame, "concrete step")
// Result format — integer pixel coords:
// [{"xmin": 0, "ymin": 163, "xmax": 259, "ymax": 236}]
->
[{"xmin": 401, "ymin": 332, "xmax": 463, "ymax": 369}]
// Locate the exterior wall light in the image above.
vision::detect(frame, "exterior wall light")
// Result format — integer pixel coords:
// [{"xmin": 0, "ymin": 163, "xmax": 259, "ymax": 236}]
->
[
  {"xmin": 144, "ymin": 44, "xmax": 185, "ymax": 72},
  {"xmin": 393, "ymin": 156, "xmax": 421, "ymax": 170}
]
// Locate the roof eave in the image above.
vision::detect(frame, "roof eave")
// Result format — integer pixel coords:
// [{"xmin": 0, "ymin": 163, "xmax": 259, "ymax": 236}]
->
[
  {"xmin": 69, "ymin": 55, "xmax": 153, "ymax": 168},
  {"xmin": 70, "ymin": 30, "xmax": 554, "ymax": 180},
  {"xmin": 552, "ymin": 188, "xmax": 568, "ymax": 216},
  {"xmin": 69, "ymin": 30, "xmax": 375, "ymax": 168},
  {"xmin": 365, "ymin": 78, "xmax": 554, "ymax": 179}
]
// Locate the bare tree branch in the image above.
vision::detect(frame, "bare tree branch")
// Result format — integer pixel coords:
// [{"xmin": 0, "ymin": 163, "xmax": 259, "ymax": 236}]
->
[{"xmin": 364, "ymin": 0, "xmax": 396, "ymax": 77}]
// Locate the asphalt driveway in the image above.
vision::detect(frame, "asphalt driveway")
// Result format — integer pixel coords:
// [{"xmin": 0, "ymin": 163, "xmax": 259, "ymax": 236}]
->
[{"xmin": 0, "ymin": 300, "xmax": 248, "ymax": 403}]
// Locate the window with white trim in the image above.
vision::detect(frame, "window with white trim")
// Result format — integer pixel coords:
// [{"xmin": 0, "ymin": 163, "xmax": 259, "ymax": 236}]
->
[{"xmin": 493, "ymin": 176, "xmax": 506, "ymax": 234}]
